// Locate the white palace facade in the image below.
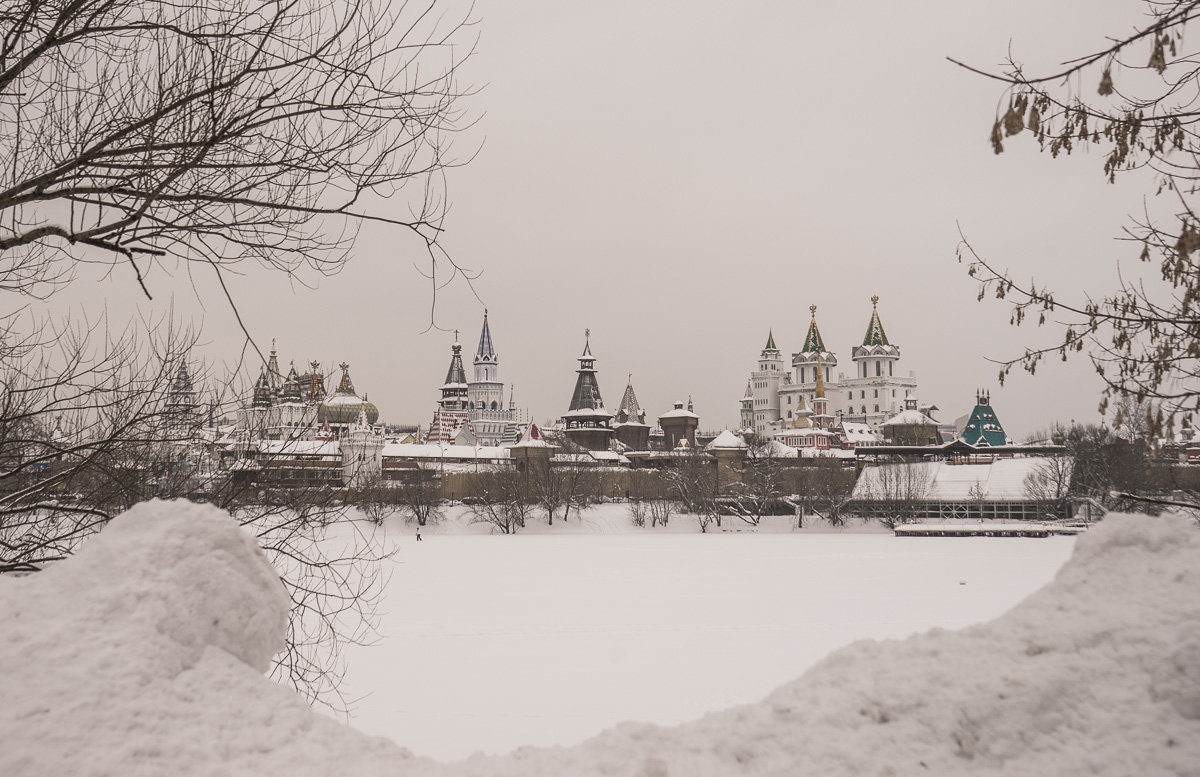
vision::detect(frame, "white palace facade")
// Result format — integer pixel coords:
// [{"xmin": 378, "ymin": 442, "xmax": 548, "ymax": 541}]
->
[{"xmin": 745, "ymin": 297, "xmax": 918, "ymax": 436}]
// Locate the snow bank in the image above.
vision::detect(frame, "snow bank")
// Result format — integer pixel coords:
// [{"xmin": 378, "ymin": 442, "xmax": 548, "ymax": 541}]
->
[{"xmin": 2, "ymin": 502, "xmax": 1197, "ymax": 776}]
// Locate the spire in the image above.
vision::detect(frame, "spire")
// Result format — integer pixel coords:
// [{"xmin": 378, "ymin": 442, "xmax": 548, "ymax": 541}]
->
[
  {"xmin": 802, "ymin": 305, "xmax": 826, "ymax": 353},
  {"xmin": 306, "ymin": 360, "xmax": 326, "ymax": 403},
  {"xmin": 743, "ymin": 379, "xmax": 753, "ymax": 400},
  {"xmin": 335, "ymin": 362, "xmax": 356, "ymax": 395},
  {"xmin": 443, "ymin": 339, "xmax": 467, "ymax": 386},
  {"xmin": 862, "ymin": 294, "xmax": 891, "ymax": 347},
  {"xmin": 764, "ymin": 329, "xmax": 777, "ymax": 351},
  {"xmin": 475, "ymin": 309, "xmax": 497, "ymax": 363},
  {"xmin": 616, "ymin": 375, "xmax": 645, "ymax": 424},
  {"xmin": 252, "ymin": 367, "xmax": 273, "ymax": 407},
  {"xmin": 568, "ymin": 330, "xmax": 605, "ymax": 411},
  {"xmin": 281, "ymin": 361, "xmax": 302, "ymax": 402},
  {"xmin": 266, "ymin": 339, "xmax": 282, "ymax": 392}
]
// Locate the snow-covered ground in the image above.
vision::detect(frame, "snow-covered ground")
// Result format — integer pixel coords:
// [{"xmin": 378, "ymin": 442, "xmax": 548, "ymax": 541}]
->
[
  {"xmin": 342, "ymin": 505, "xmax": 1076, "ymax": 759},
  {"xmin": 3, "ymin": 499, "xmax": 1197, "ymax": 776}
]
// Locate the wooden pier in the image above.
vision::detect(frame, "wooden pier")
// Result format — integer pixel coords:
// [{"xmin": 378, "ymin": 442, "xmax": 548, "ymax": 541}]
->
[{"xmin": 894, "ymin": 522, "xmax": 1088, "ymax": 538}]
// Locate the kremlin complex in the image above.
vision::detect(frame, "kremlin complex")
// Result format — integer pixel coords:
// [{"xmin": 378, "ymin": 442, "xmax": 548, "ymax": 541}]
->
[{"xmin": 200, "ymin": 297, "xmax": 1009, "ymax": 490}]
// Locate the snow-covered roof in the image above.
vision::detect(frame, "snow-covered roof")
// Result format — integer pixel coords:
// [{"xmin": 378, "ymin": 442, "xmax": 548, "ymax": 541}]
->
[
  {"xmin": 562, "ymin": 407, "xmax": 612, "ymax": 418},
  {"xmin": 257, "ymin": 439, "xmax": 340, "ymax": 457},
  {"xmin": 852, "ymin": 456, "xmax": 1071, "ymax": 502},
  {"xmin": 381, "ymin": 443, "xmax": 510, "ymax": 461},
  {"xmin": 799, "ymin": 447, "xmax": 856, "ymax": 459},
  {"xmin": 705, "ymin": 430, "xmax": 748, "ymax": 450},
  {"xmin": 879, "ymin": 408, "xmax": 938, "ymax": 426},
  {"xmin": 839, "ymin": 422, "xmax": 880, "ymax": 443}
]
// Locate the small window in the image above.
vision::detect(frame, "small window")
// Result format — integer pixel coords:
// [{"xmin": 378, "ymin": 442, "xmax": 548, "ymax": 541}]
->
[
  {"xmin": 874, "ymin": 405, "xmax": 879, "ymax": 412},
  {"xmin": 873, "ymin": 389, "xmax": 878, "ymax": 398},
  {"xmin": 889, "ymin": 362, "xmax": 893, "ymax": 376},
  {"xmin": 875, "ymin": 361, "xmax": 881, "ymax": 377}
]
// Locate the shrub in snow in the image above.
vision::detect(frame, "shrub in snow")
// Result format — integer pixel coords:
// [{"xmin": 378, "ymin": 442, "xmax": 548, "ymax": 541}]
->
[{"xmin": 0, "ymin": 501, "xmax": 1197, "ymax": 776}]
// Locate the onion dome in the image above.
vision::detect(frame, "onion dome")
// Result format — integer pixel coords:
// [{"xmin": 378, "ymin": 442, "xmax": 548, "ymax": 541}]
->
[{"xmin": 319, "ymin": 362, "xmax": 379, "ymax": 425}]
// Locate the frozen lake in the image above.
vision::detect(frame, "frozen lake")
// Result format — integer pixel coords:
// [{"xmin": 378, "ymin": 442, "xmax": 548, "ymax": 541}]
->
[{"xmin": 339, "ymin": 526, "xmax": 1076, "ymax": 761}]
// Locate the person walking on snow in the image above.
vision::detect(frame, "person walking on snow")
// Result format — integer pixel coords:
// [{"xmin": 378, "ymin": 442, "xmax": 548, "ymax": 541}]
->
[{"xmin": 416, "ymin": 528, "xmax": 422, "ymax": 542}]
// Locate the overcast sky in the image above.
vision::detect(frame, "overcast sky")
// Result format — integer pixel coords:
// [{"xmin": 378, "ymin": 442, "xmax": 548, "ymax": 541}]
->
[{"xmin": 59, "ymin": 0, "xmax": 1163, "ymax": 438}]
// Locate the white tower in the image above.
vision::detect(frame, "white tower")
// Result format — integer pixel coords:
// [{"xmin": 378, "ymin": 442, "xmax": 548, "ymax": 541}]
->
[
  {"xmin": 843, "ymin": 295, "xmax": 915, "ymax": 427},
  {"xmin": 467, "ymin": 310, "xmax": 504, "ymax": 411},
  {"xmin": 749, "ymin": 330, "xmax": 784, "ymax": 435},
  {"xmin": 342, "ymin": 404, "xmax": 383, "ymax": 489}
]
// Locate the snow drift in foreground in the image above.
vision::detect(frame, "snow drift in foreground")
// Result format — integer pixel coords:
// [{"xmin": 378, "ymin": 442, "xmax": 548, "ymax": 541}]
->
[{"xmin": 1, "ymin": 501, "xmax": 1197, "ymax": 776}]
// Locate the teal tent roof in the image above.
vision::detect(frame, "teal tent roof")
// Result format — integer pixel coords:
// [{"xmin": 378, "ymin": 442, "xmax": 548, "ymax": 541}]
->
[{"xmin": 961, "ymin": 393, "xmax": 1008, "ymax": 446}]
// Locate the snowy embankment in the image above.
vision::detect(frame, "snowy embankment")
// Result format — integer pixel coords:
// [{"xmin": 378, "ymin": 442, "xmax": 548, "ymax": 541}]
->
[{"xmin": 1, "ymin": 500, "xmax": 1197, "ymax": 776}]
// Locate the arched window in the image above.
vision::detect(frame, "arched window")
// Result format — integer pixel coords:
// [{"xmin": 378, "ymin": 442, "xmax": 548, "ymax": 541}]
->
[
  {"xmin": 491, "ymin": 401, "xmax": 498, "ymax": 410},
  {"xmin": 875, "ymin": 361, "xmax": 881, "ymax": 376},
  {"xmin": 889, "ymin": 362, "xmax": 893, "ymax": 376},
  {"xmin": 800, "ymin": 367, "xmax": 806, "ymax": 384},
  {"xmin": 874, "ymin": 405, "xmax": 879, "ymax": 413}
]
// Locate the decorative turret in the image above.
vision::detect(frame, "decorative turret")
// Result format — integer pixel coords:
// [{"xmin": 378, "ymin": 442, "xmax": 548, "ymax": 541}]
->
[
  {"xmin": 852, "ymin": 295, "xmax": 901, "ymax": 378},
  {"xmin": 561, "ymin": 329, "xmax": 614, "ymax": 451},
  {"xmin": 342, "ymin": 401, "xmax": 383, "ymax": 489},
  {"xmin": 759, "ymin": 329, "xmax": 783, "ymax": 371},
  {"xmin": 301, "ymin": 360, "xmax": 326, "ymax": 404},
  {"xmin": 794, "ymin": 304, "xmax": 838, "ymax": 387},
  {"xmin": 468, "ymin": 311, "xmax": 505, "ymax": 412},
  {"xmin": 739, "ymin": 380, "xmax": 755, "ymax": 431},
  {"xmin": 280, "ymin": 362, "xmax": 302, "ymax": 403},
  {"xmin": 439, "ymin": 336, "xmax": 469, "ymax": 411},
  {"xmin": 252, "ymin": 368, "xmax": 273, "ymax": 408},
  {"xmin": 266, "ymin": 339, "xmax": 282, "ymax": 396},
  {"xmin": 659, "ymin": 399, "xmax": 700, "ymax": 450},
  {"xmin": 614, "ymin": 374, "xmax": 650, "ymax": 451},
  {"xmin": 166, "ymin": 359, "xmax": 200, "ymax": 423}
]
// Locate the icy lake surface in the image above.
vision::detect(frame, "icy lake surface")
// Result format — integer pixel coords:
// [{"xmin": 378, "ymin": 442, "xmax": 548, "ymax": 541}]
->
[{"xmin": 340, "ymin": 529, "xmax": 1076, "ymax": 761}]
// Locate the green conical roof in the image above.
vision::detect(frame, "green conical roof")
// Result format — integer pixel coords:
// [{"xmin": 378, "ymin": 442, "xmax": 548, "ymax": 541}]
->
[
  {"xmin": 862, "ymin": 295, "xmax": 890, "ymax": 347},
  {"xmin": 764, "ymin": 329, "xmax": 777, "ymax": 351},
  {"xmin": 802, "ymin": 305, "xmax": 826, "ymax": 353}
]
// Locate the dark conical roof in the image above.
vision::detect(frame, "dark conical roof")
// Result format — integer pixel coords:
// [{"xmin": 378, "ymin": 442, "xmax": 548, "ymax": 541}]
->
[
  {"xmin": 568, "ymin": 333, "xmax": 604, "ymax": 411},
  {"xmin": 615, "ymin": 376, "xmax": 645, "ymax": 424},
  {"xmin": 252, "ymin": 368, "xmax": 272, "ymax": 407},
  {"xmin": 281, "ymin": 362, "xmax": 302, "ymax": 402},
  {"xmin": 802, "ymin": 305, "xmax": 826, "ymax": 353},
  {"xmin": 764, "ymin": 329, "xmax": 777, "ymax": 351},
  {"xmin": 444, "ymin": 340, "xmax": 467, "ymax": 386},
  {"xmin": 862, "ymin": 295, "xmax": 891, "ymax": 347},
  {"xmin": 475, "ymin": 310, "xmax": 496, "ymax": 362}
]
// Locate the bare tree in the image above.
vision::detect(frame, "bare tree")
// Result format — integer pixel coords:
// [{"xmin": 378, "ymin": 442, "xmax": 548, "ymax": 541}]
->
[
  {"xmin": 466, "ymin": 470, "xmax": 532, "ymax": 534},
  {"xmin": 953, "ymin": 2, "xmax": 1200, "ymax": 431},
  {"xmin": 856, "ymin": 462, "xmax": 933, "ymax": 528},
  {"xmin": 1, "ymin": 0, "xmax": 473, "ymax": 712},
  {"xmin": 0, "ymin": 0, "xmax": 475, "ymax": 312},
  {"xmin": 1023, "ymin": 456, "xmax": 1075, "ymax": 519},
  {"xmin": 790, "ymin": 459, "xmax": 855, "ymax": 527},
  {"xmin": 729, "ymin": 439, "xmax": 786, "ymax": 526},
  {"xmin": 395, "ymin": 472, "xmax": 443, "ymax": 527},
  {"xmin": 0, "ymin": 312, "xmax": 199, "ymax": 572}
]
